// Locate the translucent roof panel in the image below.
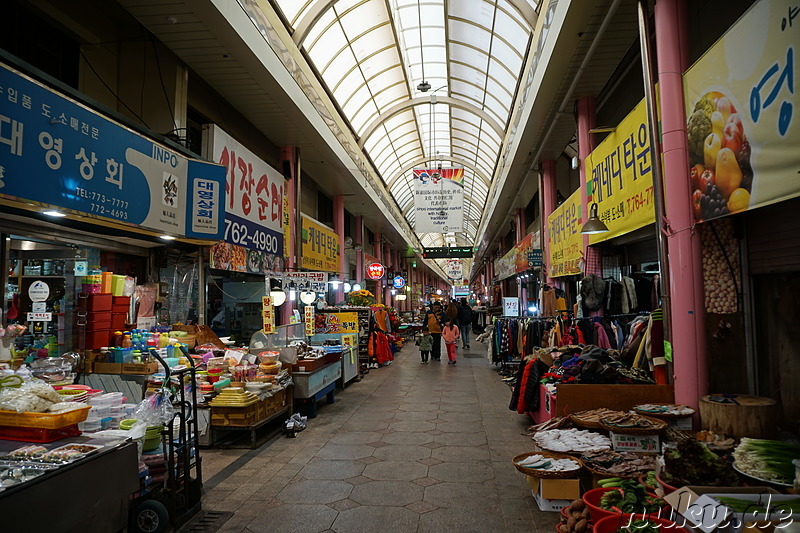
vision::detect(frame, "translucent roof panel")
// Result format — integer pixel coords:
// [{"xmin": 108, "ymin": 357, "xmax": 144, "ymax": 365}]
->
[{"xmin": 271, "ymin": 0, "xmax": 541, "ymax": 246}]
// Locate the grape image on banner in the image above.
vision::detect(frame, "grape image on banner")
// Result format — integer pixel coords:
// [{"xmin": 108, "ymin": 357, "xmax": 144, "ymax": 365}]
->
[{"xmin": 413, "ymin": 168, "xmax": 464, "ymax": 233}]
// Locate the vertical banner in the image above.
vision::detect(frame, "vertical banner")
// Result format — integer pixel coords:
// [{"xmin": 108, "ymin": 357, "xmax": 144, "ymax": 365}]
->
[
  {"xmin": 203, "ymin": 125, "xmax": 285, "ymax": 256},
  {"xmin": 585, "ymin": 99, "xmax": 655, "ymax": 244},
  {"xmin": 503, "ymin": 297, "xmax": 520, "ymax": 317},
  {"xmin": 261, "ymin": 296, "xmax": 275, "ymax": 334},
  {"xmin": 301, "ymin": 215, "xmax": 340, "ymax": 271},
  {"xmin": 304, "ymin": 305, "xmax": 315, "ymax": 337},
  {"xmin": 684, "ymin": 0, "xmax": 799, "ymax": 222},
  {"xmin": 548, "ymin": 189, "xmax": 583, "ymax": 277},
  {"xmin": 413, "ymin": 168, "xmax": 464, "ymax": 233}
]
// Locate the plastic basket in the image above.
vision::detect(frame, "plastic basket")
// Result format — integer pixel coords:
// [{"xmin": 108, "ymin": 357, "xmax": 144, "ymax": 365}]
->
[
  {"xmin": 0, "ymin": 405, "xmax": 91, "ymax": 429},
  {"xmin": 0, "ymin": 424, "xmax": 82, "ymax": 442}
]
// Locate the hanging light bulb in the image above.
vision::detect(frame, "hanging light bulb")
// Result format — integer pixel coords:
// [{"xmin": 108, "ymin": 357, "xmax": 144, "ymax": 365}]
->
[
  {"xmin": 269, "ymin": 278, "xmax": 286, "ymax": 307},
  {"xmin": 329, "ymin": 273, "xmax": 342, "ymax": 289},
  {"xmin": 288, "ymin": 281, "xmax": 297, "ymax": 301},
  {"xmin": 343, "ymin": 282, "xmax": 352, "ymax": 293},
  {"xmin": 300, "ymin": 291, "xmax": 316, "ymax": 305},
  {"xmin": 353, "ymin": 283, "xmax": 362, "ymax": 291}
]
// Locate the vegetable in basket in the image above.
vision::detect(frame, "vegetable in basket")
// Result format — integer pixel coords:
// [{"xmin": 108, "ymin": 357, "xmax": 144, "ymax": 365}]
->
[{"xmin": 599, "ymin": 480, "xmax": 662, "ymax": 514}]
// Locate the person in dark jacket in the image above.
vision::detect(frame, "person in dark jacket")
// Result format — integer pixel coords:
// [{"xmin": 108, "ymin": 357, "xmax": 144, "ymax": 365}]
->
[
  {"xmin": 424, "ymin": 302, "xmax": 444, "ymax": 361},
  {"xmin": 457, "ymin": 298, "xmax": 473, "ymax": 349}
]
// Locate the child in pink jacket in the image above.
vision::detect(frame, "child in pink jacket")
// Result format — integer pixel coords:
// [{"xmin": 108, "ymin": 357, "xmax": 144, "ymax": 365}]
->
[{"xmin": 442, "ymin": 320, "xmax": 460, "ymax": 365}]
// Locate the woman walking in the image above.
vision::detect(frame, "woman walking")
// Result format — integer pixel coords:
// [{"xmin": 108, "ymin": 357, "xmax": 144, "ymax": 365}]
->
[{"xmin": 442, "ymin": 319, "xmax": 460, "ymax": 365}]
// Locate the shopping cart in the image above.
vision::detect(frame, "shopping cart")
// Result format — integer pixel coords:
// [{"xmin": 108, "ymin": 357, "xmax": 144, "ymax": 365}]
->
[{"xmin": 129, "ymin": 347, "xmax": 202, "ymax": 533}]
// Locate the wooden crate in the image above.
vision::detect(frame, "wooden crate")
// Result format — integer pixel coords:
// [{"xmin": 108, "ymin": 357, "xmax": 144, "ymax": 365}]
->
[{"xmin": 211, "ymin": 403, "xmax": 260, "ymax": 427}]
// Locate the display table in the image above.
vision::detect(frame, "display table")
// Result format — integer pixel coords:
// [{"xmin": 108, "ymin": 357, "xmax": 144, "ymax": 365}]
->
[
  {"xmin": 0, "ymin": 439, "xmax": 139, "ymax": 532},
  {"xmin": 530, "ymin": 384, "xmax": 675, "ymax": 424},
  {"xmin": 210, "ymin": 386, "xmax": 294, "ymax": 449},
  {"xmin": 293, "ymin": 362, "xmax": 341, "ymax": 418}
]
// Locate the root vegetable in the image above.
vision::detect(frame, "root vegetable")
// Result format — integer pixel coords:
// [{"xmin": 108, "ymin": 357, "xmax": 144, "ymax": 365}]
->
[
  {"xmin": 571, "ymin": 500, "xmax": 585, "ymax": 511},
  {"xmin": 576, "ymin": 519, "xmax": 588, "ymax": 533}
]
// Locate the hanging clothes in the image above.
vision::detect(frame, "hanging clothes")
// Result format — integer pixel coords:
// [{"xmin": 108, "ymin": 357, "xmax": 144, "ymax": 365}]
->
[
  {"xmin": 541, "ymin": 287, "xmax": 558, "ymax": 317},
  {"xmin": 593, "ymin": 320, "xmax": 612, "ymax": 349}
]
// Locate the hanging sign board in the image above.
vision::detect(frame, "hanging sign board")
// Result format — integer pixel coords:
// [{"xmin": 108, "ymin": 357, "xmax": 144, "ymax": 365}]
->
[
  {"xmin": 392, "ymin": 276, "xmax": 406, "ymax": 289},
  {"xmin": 203, "ymin": 124, "xmax": 284, "ymax": 254},
  {"xmin": 27, "ymin": 312, "xmax": 52, "ymax": 322},
  {"xmin": 503, "ymin": 297, "xmax": 520, "ymax": 317},
  {"xmin": 684, "ymin": 0, "xmax": 800, "ymax": 223},
  {"xmin": 301, "ymin": 215, "xmax": 340, "ymax": 272},
  {"xmin": 548, "ymin": 189, "xmax": 584, "ymax": 277},
  {"xmin": 0, "ymin": 63, "xmax": 225, "ymax": 240},
  {"xmin": 304, "ymin": 305, "xmax": 315, "ymax": 337},
  {"xmin": 585, "ymin": 98, "xmax": 656, "ymax": 244},
  {"xmin": 367, "ymin": 262, "xmax": 385, "ymax": 280},
  {"xmin": 261, "ymin": 296, "xmax": 275, "ymax": 334},
  {"xmin": 279, "ymin": 271, "xmax": 329, "ymax": 292},
  {"xmin": 445, "ymin": 260, "xmax": 463, "ymax": 280},
  {"xmin": 413, "ymin": 168, "xmax": 464, "ymax": 233},
  {"xmin": 494, "ymin": 233, "xmax": 536, "ymax": 281},
  {"xmin": 314, "ymin": 311, "xmax": 359, "ymax": 334}
]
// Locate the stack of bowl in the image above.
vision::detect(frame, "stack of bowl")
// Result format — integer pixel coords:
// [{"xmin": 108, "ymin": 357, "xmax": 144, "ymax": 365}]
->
[{"xmin": 120, "ymin": 418, "xmax": 164, "ymax": 452}]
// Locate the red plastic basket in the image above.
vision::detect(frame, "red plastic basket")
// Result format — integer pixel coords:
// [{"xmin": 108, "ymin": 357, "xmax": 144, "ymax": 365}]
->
[
  {"xmin": 582, "ymin": 488, "xmax": 666, "ymax": 523},
  {"xmin": 0, "ymin": 424, "xmax": 81, "ymax": 443},
  {"xmin": 593, "ymin": 515, "xmax": 689, "ymax": 533}
]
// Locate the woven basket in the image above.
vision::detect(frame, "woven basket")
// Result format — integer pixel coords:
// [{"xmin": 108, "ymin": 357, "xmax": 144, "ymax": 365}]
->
[
  {"xmin": 599, "ymin": 414, "xmax": 668, "ymax": 435},
  {"xmin": 633, "ymin": 403, "xmax": 695, "ymax": 419},
  {"xmin": 583, "ymin": 460, "xmax": 644, "ymax": 480},
  {"xmin": 512, "ymin": 451, "xmax": 583, "ymax": 479}
]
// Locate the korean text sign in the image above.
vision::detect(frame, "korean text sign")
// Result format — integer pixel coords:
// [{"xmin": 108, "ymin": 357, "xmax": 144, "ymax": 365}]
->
[
  {"xmin": 548, "ymin": 189, "xmax": 583, "ymax": 277},
  {"xmin": 204, "ymin": 125, "xmax": 284, "ymax": 255},
  {"xmin": 585, "ymin": 98, "xmax": 655, "ymax": 244},
  {"xmin": 0, "ymin": 63, "xmax": 225, "ymax": 239},
  {"xmin": 413, "ymin": 168, "xmax": 464, "ymax": 233},
  {"xmin": 301, "ymin": 215, "xmax": 340, "ymax": 272},
  {"xmin": 684, "ymin": 0, "xmax": 799, "ymax": 222},
  {"xmin": 494, "ymin": 233, "xmax": 535, "ymax": 281},
  {"xmin": 314, "ymin": 312, "xmax": 359, "ymax": 334}
]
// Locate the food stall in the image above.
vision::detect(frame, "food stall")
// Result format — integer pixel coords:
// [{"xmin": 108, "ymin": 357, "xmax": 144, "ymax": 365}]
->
[{"xmin": 310, "ymin": 307, "xmax": 361, "ymax": 388}]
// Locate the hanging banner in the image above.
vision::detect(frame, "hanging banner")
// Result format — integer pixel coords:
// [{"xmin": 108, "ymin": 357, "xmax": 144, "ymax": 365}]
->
[
  {"xmin": 503, "ymin": 297, "xmax": 520, "ymax": 317},
  {"xmin": 314, "ymin": 311, "xmax": 358, "ymax": 334},
  {"xmin": 585, "ymin": 99, "xmax": 655, "ymax": 244},
  {"xmin": 304, "ymin": 305, "xmax": 315, "ymax": 337},
  {"xmin": 203, "ymin": 124, "xmax": 284, "ymax": 255},
  {"xmin": 261, "ymin": 296, "xmax": 275, "ymax": 334},
  {"xmin": 0, "ymin": 63, "xmax": 225, "ymax": 240},
  {"xmin": 413, "ymin": 168, "xmax": 464, "ymax": 233},
  {"xmin": 366, "ymin": 262, "xmax": 385, "ymax": 280},
  {"xmin": 494, "ymin": 233, "xmax": 536, "ymax": 281},
  {"xmin": 279, "ymin": 271, "xmax": 329, "ymax": 292},
  {"xmin": 445, "ymin": 260, "xmax": 463, "ymax": 280},
  {"xmin": 301, "ymin": 215, "xmax": 340, "ymax": 271},
  {"xmin": 548, "ymin": 189, "xmax": 583, "ymax": 277},
  {"xmin": 684, "ymin": 0, "xmax": 799, "ymax": 222}
]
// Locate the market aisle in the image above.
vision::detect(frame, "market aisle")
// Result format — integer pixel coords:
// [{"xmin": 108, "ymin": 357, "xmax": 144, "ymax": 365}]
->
[{"xmin": 199, "ymin": 340, "xmax": 560, "ymax": 533}]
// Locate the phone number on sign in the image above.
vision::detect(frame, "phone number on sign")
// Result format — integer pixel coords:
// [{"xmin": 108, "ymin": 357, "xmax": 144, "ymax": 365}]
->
[{"xmin": 224, "ymin": 219, "xmax": 279, "ymax": 253}]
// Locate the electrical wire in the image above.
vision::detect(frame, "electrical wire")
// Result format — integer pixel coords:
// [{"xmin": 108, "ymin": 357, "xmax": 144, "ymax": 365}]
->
[
  {"xmin": 78, "ymin": 50, "xmax": 150, "ymax": 128},
  {"xmin": 150, "ymin": 37, "xmax": 178, "ymax": 132},
  {"xmin": 417, "ymin": 0, "xmax": 425, "ymax": 83}
]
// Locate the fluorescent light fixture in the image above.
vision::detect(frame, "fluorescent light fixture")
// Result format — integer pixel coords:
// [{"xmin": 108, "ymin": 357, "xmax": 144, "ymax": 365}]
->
[
  {"xmin": 42, "ymin": 210, "xmax": 66, "ymax": 217},
  {"xmin": 528, "ymin": 305, "xmax": 539, "ymax": 314},
  {"xmin": 288, "ymin": 281, "xmax": 297, "ymax": 301},
  {"xmin": 159, "ymin": 235, "xmax": 177, "ymax": 240},
  {"xmin": 270, "ymin": 290, "xmax": 287, "ymax": 307}
]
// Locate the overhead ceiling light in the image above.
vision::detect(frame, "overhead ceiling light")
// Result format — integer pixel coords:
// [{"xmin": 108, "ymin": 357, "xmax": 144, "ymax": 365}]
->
[
  {"xmin": 417, "ymin": 81, "xmax": 431, "ymax": 92},
  {"xmin": 42, "ymin": 210, "xmax": 66, "ymax": 217},
  {"xmin": 159, "ymin": 235, "xmax": 177, "ymax": 240},
  {"xmin": 581, "ymin": 203, "xmax": 610, "ymax": 234}
]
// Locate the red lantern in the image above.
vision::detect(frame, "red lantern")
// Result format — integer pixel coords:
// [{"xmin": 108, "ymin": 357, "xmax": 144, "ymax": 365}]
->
[{"xmin": 367, "ymin": 262, "xmax": 385, "ymax": 280}]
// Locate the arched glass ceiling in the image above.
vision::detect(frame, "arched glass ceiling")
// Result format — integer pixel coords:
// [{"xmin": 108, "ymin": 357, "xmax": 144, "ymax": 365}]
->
[{"xmin": 273, "ymin": 0, "xmax": 539, "ymax": 248}]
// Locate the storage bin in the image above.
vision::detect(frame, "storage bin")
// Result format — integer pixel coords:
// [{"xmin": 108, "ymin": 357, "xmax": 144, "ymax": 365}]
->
[
  {"xmin": 112, "ymin": 296, "xmax": 131, "ymax": 311},
  {"xmin": 87, "ymin": 312, "xmax": 112, "ymax": 331},
  {"xmin": 86, "ymin": 329, "xmax": 111, "ymax": 350},
  {"xmin": 86, "ymin": 293, "xmax": 113, "ymax": 312},
  {"xmin": 111, "ymin": 312, "xmax": 127, "ymax": 330},
  {"xmin": 0, "ymin": 423, "xmax": 81, "ymax": 443}
]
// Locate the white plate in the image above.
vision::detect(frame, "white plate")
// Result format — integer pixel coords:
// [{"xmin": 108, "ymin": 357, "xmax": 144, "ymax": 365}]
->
[{"xmin": 732, "ymin": 462, "xmax": 793, "ymax": 487}]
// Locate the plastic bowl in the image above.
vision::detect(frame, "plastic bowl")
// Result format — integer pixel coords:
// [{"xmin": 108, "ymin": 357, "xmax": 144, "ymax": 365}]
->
[
  {"xmin": 593, "ymin": 514, "xmax": 689, "ymax": 533},
  {"xmin": 142, "ymin": 435, "xmax": 162, "ymax": 452},
  {"xmin": 582, "ymin": 488, "xmax": 666, "ymax": 523},
  {"xmin": 656, "ymin": 473, "xmax": 678, "ymax": 495}
]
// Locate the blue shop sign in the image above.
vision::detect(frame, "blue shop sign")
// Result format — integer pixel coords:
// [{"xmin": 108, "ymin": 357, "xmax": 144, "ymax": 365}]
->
[
  {"xmin": 0, "ymin": 63, "xmax": 226, "ymax": 239},
  {"xmin": 392, "ymin": 276, "xmax": 406, "ymax": 289}
]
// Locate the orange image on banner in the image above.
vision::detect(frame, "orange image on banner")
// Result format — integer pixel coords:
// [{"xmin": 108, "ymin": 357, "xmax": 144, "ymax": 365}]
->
[{"xmin": 315, "ymin": 312, "xmax": 359, "ymax": 334}]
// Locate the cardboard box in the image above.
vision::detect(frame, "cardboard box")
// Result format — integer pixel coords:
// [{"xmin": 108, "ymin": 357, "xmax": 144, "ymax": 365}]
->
[
  {"xmin": 93, "ymin": 361, "xmax": 159, "ymax": 374},
  {"xmin": 610, "ymin": 431, "xmax": 660, "ymax": 454},
  {"xmin": 526, "ymin": 475, "xmax": 580, "ymax": 512},
  {"xmin": 664, "ymin": 486, "xmax": 788, "ymax": 533}
]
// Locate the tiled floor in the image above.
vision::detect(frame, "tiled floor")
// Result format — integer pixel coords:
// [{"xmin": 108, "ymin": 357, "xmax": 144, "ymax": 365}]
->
[{"xmin": 200, "ymin": 337, "xmax": 561, "ymax": 532}]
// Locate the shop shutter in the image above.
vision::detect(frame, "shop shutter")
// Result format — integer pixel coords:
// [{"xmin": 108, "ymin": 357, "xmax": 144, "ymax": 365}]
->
[{"xmin": 747, "ymin": 198, "xmax": 800, "ymax": 274}]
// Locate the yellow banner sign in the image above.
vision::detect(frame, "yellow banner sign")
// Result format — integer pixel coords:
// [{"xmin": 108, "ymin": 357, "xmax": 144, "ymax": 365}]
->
[
  {"xmin": 315, "ymin": 312, "xmax": 359, "ymax": 334},
  {"xmin": 684, "ymin": 0, "xmax": 799, "ymax": 222},
  {"xmin": 585, "ymin": 98, "xmax": 655, "ymax": 244},
  {"xmin": 261, "ymin": 296, "xmax": 275, "ymax": 334},
  {"xmin": 304, "ymin": 305, "xmax": 315, "ymax": 337},
  {"xmin": 301, "ymin": 215, "xmax": 340, "ymax": 271},
  {"xmin": 548, "ymin": 189, "xmax": 583, "ymax": 277}
]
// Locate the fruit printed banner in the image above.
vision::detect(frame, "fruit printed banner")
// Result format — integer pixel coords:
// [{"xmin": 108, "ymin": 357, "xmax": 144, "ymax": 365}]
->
[
  {"xmin": 548, "ymin": 189, "xmax": 583, "ymax": 277},
  {"xmin": 684, "ymin": 0, "xmax": 799, "ymax": 222},
  {"xmin": 584, "ymin": 98, "xmax": 656, "ymax": 244}
]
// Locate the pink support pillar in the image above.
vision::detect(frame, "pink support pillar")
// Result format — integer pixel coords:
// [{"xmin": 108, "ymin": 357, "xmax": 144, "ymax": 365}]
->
[
  {"xmin": 281, "ymin": 153, "xmax": 296, "ymax": 325},
  {"xmin": 655, "ymin": 0, "xmax": 707, "ymax": 408},
  {"xmin": 374, "ymin": 233, "xmax": 382, "ymax": 304},
  {"xmin": 542, "ymin": 160, "xmax": 558, "ymax": 284},
  {"xmin": 577, "ymin": 97, "xmax": 598, "ymax": 273},
  {"xmin": 384, "ymin": 246, "xmax": 392, "ymax": 307},
  {"xmin": 333, "ymin": 196, "xmax": 345, "ymax": 304},
  {"xmin": 355, "ymin": 216, "xmax": 363, "ymax": 285}
]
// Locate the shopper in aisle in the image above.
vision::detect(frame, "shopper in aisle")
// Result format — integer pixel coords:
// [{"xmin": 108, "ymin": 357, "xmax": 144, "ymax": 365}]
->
[
  {"xmin": 445, "ymin": 300, "xmax": 459, "ymax": 324},
  {"xmin": 425, "ymin": 302, "xmax": 444, "ymax": 361},
  {"xmin": 442, "ymin": 319, "xmax": 460, "ymax": 365},
  {"xmin": 416, "ymin": 328, "xmax": 433, "ymax": 364},
  {"xmin": 457, "ymin": 298, "xmax": 473, "ymax": 349}
]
